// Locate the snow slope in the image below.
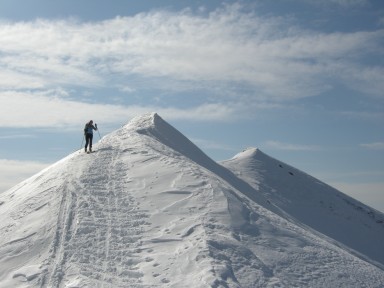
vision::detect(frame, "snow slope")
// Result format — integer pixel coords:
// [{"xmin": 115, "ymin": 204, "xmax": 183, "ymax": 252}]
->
[
  {"xmin": 0, "ymin": 113, "xmax": 383, "ymax": 288},
  {"xmin": 221, "ymin": 148, "xmax": 384, "ymax": 266}
]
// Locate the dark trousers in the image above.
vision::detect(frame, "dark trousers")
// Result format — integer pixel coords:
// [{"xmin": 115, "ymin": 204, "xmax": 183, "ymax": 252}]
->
[{"xmin": 85, "ymin": 133, "xmax": 93, "ymax": 150}]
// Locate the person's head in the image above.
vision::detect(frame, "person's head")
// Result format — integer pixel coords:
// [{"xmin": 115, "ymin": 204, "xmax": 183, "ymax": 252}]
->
[{"xmin": 89, "ymin": 120, "xmax": 93, "ymax": 124}]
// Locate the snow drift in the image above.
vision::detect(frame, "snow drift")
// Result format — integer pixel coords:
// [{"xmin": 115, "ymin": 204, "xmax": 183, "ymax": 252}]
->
[{"xmin": 0, "ymin": 113, "xmax": 383, "ymax": 288}]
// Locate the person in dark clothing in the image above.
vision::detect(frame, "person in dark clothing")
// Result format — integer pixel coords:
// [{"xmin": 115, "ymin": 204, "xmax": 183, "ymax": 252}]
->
[{"xmin": 84, "ymin": 120, "xmax": 98, "ymax": 153}]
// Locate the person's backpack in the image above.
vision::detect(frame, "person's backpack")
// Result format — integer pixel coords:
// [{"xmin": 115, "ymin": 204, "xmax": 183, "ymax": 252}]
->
[{"xmin": 84, "ymin": 123, "xmax": 88, "ymax": 135}]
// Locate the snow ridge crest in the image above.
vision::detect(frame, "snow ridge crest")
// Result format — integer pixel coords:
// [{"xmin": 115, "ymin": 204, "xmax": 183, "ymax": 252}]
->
[
  {"xmin": 124, "ymin": 112, "xmax": 216, "ymax": 167},
  {"xmin": 124, "ymin": 112, "xmax": 160, "ymax": 132}
]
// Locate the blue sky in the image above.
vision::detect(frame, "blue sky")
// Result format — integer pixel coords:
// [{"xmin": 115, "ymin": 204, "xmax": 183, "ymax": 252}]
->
[{"xmin": 0, "ymin": 0, "xmax": 383, "ymax": 212}]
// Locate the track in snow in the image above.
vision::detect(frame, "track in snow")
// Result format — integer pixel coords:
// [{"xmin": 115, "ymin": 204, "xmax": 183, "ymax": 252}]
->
[{"xmin": 44, "ymin": 138, "xmax": 151, "ymax": 287}]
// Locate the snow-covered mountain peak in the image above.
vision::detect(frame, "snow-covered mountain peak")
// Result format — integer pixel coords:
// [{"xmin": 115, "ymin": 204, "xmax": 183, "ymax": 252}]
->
[
  {"xmin": 124, "ymin": 112, "xmax": 159, "ymax": 131},
  {"xmin": 120, "ymin": 112, "xmax": 220, "ymax": 172},
  {"xmin": 230, "ymin": 147, "xmax": 274, "ymax": 162},
  {"xmin": 232, "ymin": 147, "xmax": 259, "ymax": 159},
  {"xmin": 222, "ymin": 145, "xmax": 384, "ymax": 267},
  {"xmin": 231, "ymin": 147, "xmax": 282, "ymax": 163},
  {"xmin": 1, "ymin": 113, "xmax": 384, "ymax": 287}
]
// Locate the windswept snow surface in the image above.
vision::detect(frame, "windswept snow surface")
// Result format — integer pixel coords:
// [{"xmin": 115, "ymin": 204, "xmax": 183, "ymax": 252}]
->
[
  {"xmin": 0, "ymin": 113, "xmax": 383, "ymax": 288},
  {"xmin": 221, "ymin": 148, "xmax": 384, "ymax": 266}
]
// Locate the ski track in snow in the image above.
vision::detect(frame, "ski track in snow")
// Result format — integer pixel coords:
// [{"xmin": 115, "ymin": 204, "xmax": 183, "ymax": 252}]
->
[
  {"xmin": 39, "ymin": 126, "xmax": 218, "ymax": 287},
  {"xmin": 43, "ymin": 133, "xmax": 152, "ymax": 287},
  {"xmin": 1, "ymin": 113, "xmax": 384, "ymax": 288}
]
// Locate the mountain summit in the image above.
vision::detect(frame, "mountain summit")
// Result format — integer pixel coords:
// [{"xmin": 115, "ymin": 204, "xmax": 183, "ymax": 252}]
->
[{"xmin": 0, "ymin": 113, "xmax": 383, "ymax": 287}]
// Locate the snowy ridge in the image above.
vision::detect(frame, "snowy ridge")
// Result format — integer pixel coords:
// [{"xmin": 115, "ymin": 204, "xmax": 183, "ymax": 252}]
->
[
  {"xmin": 222, "ymin": 147, "xmax": 384, "ymax": 267},
  {"xmin": 125, "ymin": 113, "xmax": 219, "ymax": 171},
  {"xmin": 0, "ymin": 113, "xmax": 384, "ymax": 287}
]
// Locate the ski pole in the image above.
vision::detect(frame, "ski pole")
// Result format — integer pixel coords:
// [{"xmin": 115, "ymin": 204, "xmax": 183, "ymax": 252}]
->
[{"xmin": 96, "ymin": 124, "xmax": 101, "ymax": 139}]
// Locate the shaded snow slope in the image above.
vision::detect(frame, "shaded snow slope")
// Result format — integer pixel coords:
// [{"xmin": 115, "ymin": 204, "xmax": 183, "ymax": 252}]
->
[
  {"xmin": 221, "ymin": 148, "xmax": 384, "ymax": 267},
  {"xmin": 0, "ymin": 113, "xmax": 383, "ymax": 287}
]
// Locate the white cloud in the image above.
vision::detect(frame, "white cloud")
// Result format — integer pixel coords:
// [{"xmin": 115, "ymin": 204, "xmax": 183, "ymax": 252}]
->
[
  {"xmin": 0, "ymin": 159, "xmax": 50, "ymax": 193},
  {"xmin": 299, "ymin": 0, "xmax": 368, "ymax": 7},
  {"xmin": 0, "ymin": 134, "xmax": 36, "ymax": 139},
  {"xmin": 339, "ymin": 110, "xmax": 384, "ymax": 121},
  {"xmin": 360, "ymin": 142, "xmax": 384, "ymax": 150},
  {"xmin": 0, "ymin": 69, "xmax": 45, "ymax": 89},
  {"xmin": 264, "ymin": 140, "xmax": 322, "ymax": 151},
  {"xmin": 0, "ymin": 90, "xmax": 245, "ymax": 128},
  {"xmin": 326, "ymin": 0, "xmax": 368, "ymax": 6},
  {"xmin": 118, "ymin": 85, "xmax": 136, "ymax": 93},
  {"xmin": 0, "ymin": 5, "xmax": 382, "ymax": 102}
]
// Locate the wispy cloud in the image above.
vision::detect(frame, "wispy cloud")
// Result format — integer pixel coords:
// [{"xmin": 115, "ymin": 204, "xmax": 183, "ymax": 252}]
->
[
  {"xmin": 264, "ymin": 140, "xmax": 322, "ymax": 151},
  {"xmin": 325, "ymin": 0, "xmax": 368, "ymax": 6},
  {"xmin": 0, "ymin": 5, "xmax": 382, "ymax": 96},
  {"xmin": 0, "ymin": 90, "xmax": 246, "ymax": 127},
  {"xmin": 299, "ymin": 0, "xmax": 369, "ymax": 7},
  {"xmin": 0, "ymin": 4, "xmax": 383, "ymax": 128},
  {"xmin": 360, "ymin": 142, "xmax": 384, "ymax": 150},
  {"xmin": 0, "ymin": 134, "xmax": 36, "ymax": 139},
  {"xmin": 339, "ymin": 110, "xmax": 384, "ymax": 120}
]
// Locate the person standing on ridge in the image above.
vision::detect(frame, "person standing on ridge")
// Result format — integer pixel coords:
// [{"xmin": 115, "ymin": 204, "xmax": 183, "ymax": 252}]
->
[{"xmin": 84, "ymin": 120, "xmax": 97, "ymax": 153}]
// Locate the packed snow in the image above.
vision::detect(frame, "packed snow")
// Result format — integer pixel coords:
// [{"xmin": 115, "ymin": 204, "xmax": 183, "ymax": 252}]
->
[{"xmin": 0, "ymin": 113, "xmax": 383, "ymax": 288}]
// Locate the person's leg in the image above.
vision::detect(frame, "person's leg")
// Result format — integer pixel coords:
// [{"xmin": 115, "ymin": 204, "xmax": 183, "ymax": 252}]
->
[
  {"xmin": 89, "ymin": 134, "xmax": 93, "ymax": 151},
  {"xmin": 85, "ymin": 134, "xmax": 90, "ymax": 152}
]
